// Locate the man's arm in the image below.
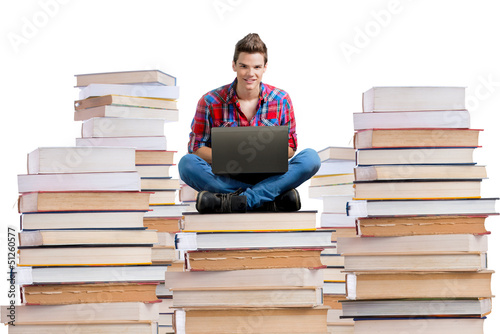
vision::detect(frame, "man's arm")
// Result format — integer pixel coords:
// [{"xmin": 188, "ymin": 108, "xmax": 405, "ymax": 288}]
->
[
  {"xmin": 288, "ymin": 146, "xmax": 295, "ymax": 159},
  {"xmin": 194, "ymin": 146, "xmax": 213, "ymax": 164}
]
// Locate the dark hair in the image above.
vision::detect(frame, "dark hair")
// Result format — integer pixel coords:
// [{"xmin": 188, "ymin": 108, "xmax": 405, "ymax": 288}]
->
[{"xmin": 233, "ymin": 33, "xmax": 268, "ymax": 65}]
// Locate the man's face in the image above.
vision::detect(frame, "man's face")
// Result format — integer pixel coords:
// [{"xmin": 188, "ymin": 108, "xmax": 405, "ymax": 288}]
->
[{"xmin": 232, "ymin": 52, "xmax": 267, "ymax": 94}]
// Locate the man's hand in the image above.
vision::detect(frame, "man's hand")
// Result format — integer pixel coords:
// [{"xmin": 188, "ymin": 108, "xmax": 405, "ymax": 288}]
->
[
  {"xmin": 288, "ymin": 146, "xmax": 295, "ymax": 159},
  {"xmin": 193, "ymin": 146, "xmax": 213, "ymax": 164}
]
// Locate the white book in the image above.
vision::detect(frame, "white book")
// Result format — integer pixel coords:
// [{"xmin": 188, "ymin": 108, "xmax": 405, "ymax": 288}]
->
[
  {"xmin": 320, "ymin": 213, "xmax": 356, "ymax": 227},
  {"xmin": 175, "ymin": 230, "xmax": 334, "ymax": 250},
  {"xmin": 165, "ymin": 268, "xmax": 324, "ymax": 289},
  {"xmin": 18, "ymin": 171, "xmax": 141, "ymax": 193},
  {"xmin": 315, "ymin": 160, "xmax": 356, "ymax": 176},
  {"xmin": 353, "ymin": 110, "xmax": 470, "ymax": 130},
  {"xmin": 74, "ymin": 105, "xmax": 179, "ymax": 121},
  {"xmin": 79, "ymin": 83, "xmax": 180, "ymax": 99},
  {"xmin": 363, "ymin": 86, "xmax": 466, "ymax": 112},
  {"xmin": 7, "ymin": 323, "xmax": 159, "ymax": 334},
  {"xmin": 77, "ymin": 136, "xmax": 167, "ymax": 150},
  {"xmin": 0, "ymin": 302, "xmax": 159, "ymax": 324},
  {"xmin": 21, "ymin": 211, "xmax": 146, "ymax": 230},
  {"xmin": 354, "ymin": 318, "xmax": 483, "ymax": 334},
  {"xmin": 337, "ymin": 234, "xmax": 488, "ymax": 254},
  {"xmin": 172, "ymin": 287, "xmax": 323, "ymax": 308},
  {"xmin": 356, "ymin": 147, "xmax": 475, "ymax": 166},
  {"xmin": 82, "ymin": 117, "xmax": 165, "ymax": 137},
  {"xmin": 28, "ymin": 147, "xmax": 136, "ymax": 174},
  {"xmin": 75, "ymin": 69, "xmax": 176, "ymax": 86},
  {"xmin": 346, "ymin": 198, "xmax": 498, "ymax": 217}
]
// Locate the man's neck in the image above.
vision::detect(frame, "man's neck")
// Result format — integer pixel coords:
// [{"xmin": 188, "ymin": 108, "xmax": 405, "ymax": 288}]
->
[{"xmin": 235, "ymin": 82, "xmax": 260, "ymax": 101}]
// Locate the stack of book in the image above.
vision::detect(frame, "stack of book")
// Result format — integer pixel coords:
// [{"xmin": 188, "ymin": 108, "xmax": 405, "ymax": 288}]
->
[
  {"xmin": 74, "ymin": 70, "xmax": 186, "ymax": 271},
  {"xmin": 339, "ymin": 86, "xmax": 497, "ymax": 333},
  {"xmin": 12, "ymin": 146, "xmax": 167, "ymax": 333},
  {"xmin": 169, "ymin": 211, "xmax": 332, "ymax": 333},
  {"xmin": 309, "ymin": 146, "xmax": 357, "ymax": 333}
]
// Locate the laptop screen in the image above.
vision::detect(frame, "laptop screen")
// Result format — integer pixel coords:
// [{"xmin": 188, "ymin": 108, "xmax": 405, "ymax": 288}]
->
[{"xmin": 211, "ymin": 126, "xmax": 289, "ymax": 179}]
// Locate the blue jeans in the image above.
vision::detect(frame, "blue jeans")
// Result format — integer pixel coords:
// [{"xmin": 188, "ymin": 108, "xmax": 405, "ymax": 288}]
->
[{"xmin": 178, "ymin": 148, "xmax": 321, "ymax": 209}]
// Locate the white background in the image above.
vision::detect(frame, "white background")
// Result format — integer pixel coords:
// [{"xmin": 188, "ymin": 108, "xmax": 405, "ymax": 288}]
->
[{"xmin": 1, "ymin": 0, "xmax": 500, "ymax": 332}]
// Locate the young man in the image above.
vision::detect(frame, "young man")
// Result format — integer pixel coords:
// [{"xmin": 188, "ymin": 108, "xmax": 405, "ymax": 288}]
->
[{"xmin": 179, "ymin": 33, "xmax": 320, "ymax": 213}]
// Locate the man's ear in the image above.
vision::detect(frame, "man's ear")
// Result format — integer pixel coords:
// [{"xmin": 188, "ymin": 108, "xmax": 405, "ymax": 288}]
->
[
  {"xmin": 263, "ymin": 62, "xmax": 268, "ymax": 73},
  {"xmin": 232, "ymin": 61, "xmax": 237, "ymax": 72}
]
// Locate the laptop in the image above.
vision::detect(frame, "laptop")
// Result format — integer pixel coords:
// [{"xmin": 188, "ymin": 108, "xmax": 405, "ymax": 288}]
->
[{"xmin": 211, "ymin": 126, "xmax": 289, "ymax": 180}]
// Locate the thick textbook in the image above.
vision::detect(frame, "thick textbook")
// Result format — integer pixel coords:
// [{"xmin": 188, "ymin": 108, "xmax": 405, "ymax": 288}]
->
[
  {"xmin": 77, "ymin": 136, "xmax": 167, "ymax": 150},
  {"xmin": 353, "ymin": 180, "xmax": 482, "ymax": 200},
  {"xmin": 353, "ymin": 318, "xmax": 484, "ymax": 334},
  {"xmin": 21, "ymin": 211, "xmax": 146, "ymax": 230},
  {"xmin": 343, "ymin": 252, "xmax": 487, "ymax": 271},
  {"xmin": 79, "ymin": 83, "xmax": 180, "ymax": 100},
  {"xmin": 185, "ymin": 248, "xmax": 325, "ymax": 271},
  {"xmin": 353, "ymin": 110, "xmax": 470, "ymax": 130},
  {"xmin": 354, "ymin": 164, "xmax": 487, "ymax": 181},
  {"xmin": 0, "ymin": 302, "xmax": 159, "ymax": 324},
  {"xmin": 7, "ymin": 323, "xmax": 159, "ymax": 334},
  {"xmin": 317, "ymin": 146, "xmax": 356, "ymax": 161},
  {"xmin": 136, "ymin": 150, "xmax": 175, "ymax": 165},
  {"xmin": 18, "ymin": 191, "xmax": 151, "ymax": 213},
  {"xmin": 174, "ymin": 307, "xmax": 329, "ymax": 334},
  {"xmin": 362, "ymin": 86, "xmax": 466, "ymax": 112},
  {"xmin": 175, "ymin": 230, "xmax": 334, "ymax": 250},
  {"xmin": 19, "ymin": 229, "xmax": 158, "ymax": 246},
  {"xmin": 22, "ymin": 282, "xmax": 160, "ymax": 305},
  {"xmin": 74, "ymin": 104, "xmax": 179, "ymax": 121},
  {"xmin": 346, "ymin": 198, "xmax": 498, "ymax": 217},
  {"xmin": 17, "ymin": 265, "xmax": 170, "ymax": 284},
  {"xmin": 18, "ymin": 171, "xmax": 141, "ymax": 193},
  {"xmin": 81, "ymin": 117, "xmax": 166, "ymax": 137},
  {"xmin": 356, "ymin": 215, "xmax": 488, "ymax": 236},
  {"xmin": 346, "ymin": 270, "xmax": 493, "ymax": 300},
  {"xmin": 355, "ymin": 147, "xmax": 476, "ymax": 165},
  {"xmin": 341, "ymin": 298, "xmax": 492, "ymax": 318},
  {"xmin": 27, "ymin": 146, "xmax": 136, "ymax": 174},
  {"xmin": 18, "ymin": 246, "xmax": 153, "ymax": 266},
  {"xmin": 75, "ymin": 69, "xmax": 176, "ymax": 86},
  {"xmin": 75, "ymin": 95, "xmax": 177, "ymax": 110},
  {"xmin": 354, "ymin": 128, "xmax": 481, "ymax": 148},
  {"xmin": 164, "ymin": 268, "xmax": 324, "ymax": 289},
  {"xmin": 337, "ymin": 234, "xmax": 488, "ymax": 254},
  {"xmin": 181, "ymin": 211, "xmax": 317, "ymax": 232},
  {"xmin": 171, "ymin": 287, "xmax": 323, "ymax": 308}
]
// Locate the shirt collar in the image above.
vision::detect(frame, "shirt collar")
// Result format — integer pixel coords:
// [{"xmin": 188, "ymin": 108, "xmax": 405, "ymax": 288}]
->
[{"xmin": 227, "ymin": 78, "xmax": 268, "ymax": 103}]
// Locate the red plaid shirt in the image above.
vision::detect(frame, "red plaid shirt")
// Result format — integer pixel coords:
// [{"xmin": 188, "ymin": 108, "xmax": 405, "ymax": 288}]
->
[{"xmin": 188, "ymin": 79, "xmax": 298, "ymax": 153}]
